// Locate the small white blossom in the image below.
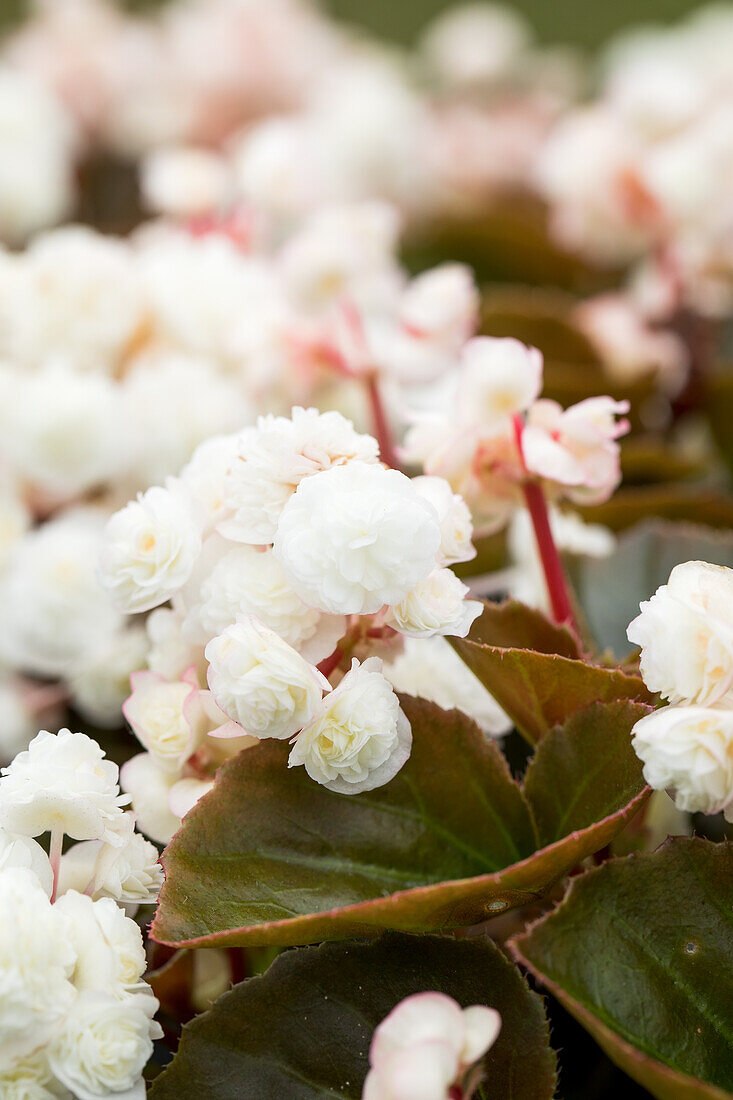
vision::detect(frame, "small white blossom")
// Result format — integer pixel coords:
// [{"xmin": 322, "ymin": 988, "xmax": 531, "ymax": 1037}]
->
[
  {"xmin": 0, "ymin": 828, "xmax": 53, "ymax": 896},
  {"xmin": 0, "ymin": 677, "xmax": 38, "ymax": 763},
  {"xmin": 220, "ymin": 407, "xmax": 379, "ymax": 545},
  {"xmin": 70, "ymin": 625, "xmax": 149, "ymax": 729},
  {"xmin": 47, "ymin": 989, "xmax": 161, "ymax": 1100},
  {"xmin": 119, "ymin": 753, "xmax": 181, "ymax": 846},
  {"xmin": 456, "ymin": 337, "xmax": 543, "ymax": 429},
  {"xmin": 54, "ymin": 890, "xmax": 147, "ymax": 996},
  {"xmin": 632, "ymin": 705, "xmax": 733, "ymax": 816},
  {"xmin": 385, "ymin": 568, "xmax": 483, "ymax": 639},
  {"xmin": 628, "ymin": 561, "xmax": 733, "ymax": 707},
  {"xmin": 179, "ymin": 433, "xmax": 240, "ymax": 531},
  {"xmin": 67, "ymin": 813, "xmax": 163, "ymax": 906},
  {"xmin": 141, "ymin": 145, "xmax": 231, "ymax": 217},
  {"xmin": 123, "ymin": 671, "xmax": 199, "ymax": 774},
  {"xmin": 146, "ymin": 606, "xmax": 204, "ymax": 682},
  {"xmin": 0, "ymin": 729, "xmax": 128, "ymax": 844},
  {"xmin": 289, "ymin": 657, "xmax": 412, "ymax": 794},
  {"xmin": 364, "ymin": 990, "xmax": 501, "ymax": 1100},
  {"xmin": 412, "ymin": 477, "xmax": 476, "ymax": 566},
  {"xmin": 205, "ymin": 617, "xmax": 329, "ymax": 740},
  {"xmin": 399, "ymin": 263, "xmax": 479, "ymax": 350},
  {"xmin": 99, "ymin": 482, "xmax": 202, "ymax": 614},
  {"xmin": 274, "ymin": 461, "xmax": 441, "ymax": 615}
]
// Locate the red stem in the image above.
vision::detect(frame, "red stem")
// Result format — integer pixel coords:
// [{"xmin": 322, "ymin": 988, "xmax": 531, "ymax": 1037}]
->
[
  {"xmin": 513, "ymin": 415, "xmax": 577, "ymax": 630},
  {"xmin": 365, "ymin": 373, "xmax": 400, "ymax": 470},
  {"xmin": 49, "ymin": 825, "xmax": 63, "ymax": 904},
  {"xmin": 317, "ymin": 646, "xmax": 344, "ymax": 682}
]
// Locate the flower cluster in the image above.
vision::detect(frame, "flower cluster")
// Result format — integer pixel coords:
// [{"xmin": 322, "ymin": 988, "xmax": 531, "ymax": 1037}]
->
[
  {"xmin": 99, "ymin": 407, "xmax": 483, "ymax": 834},
  {"xmin": 364, "ymin": 991, "xmax": 502, "ymax": 1100},
  {"xmin": 628, "ymin": 561, "xmax": 733, "ymax": 819},
  {"xmin": 0, "ymin": 727, "xmax": 162, "ymax": 1097},
  {"xmin": 403, "ymin": 335, "xmax": 630, "ymax": 534}
]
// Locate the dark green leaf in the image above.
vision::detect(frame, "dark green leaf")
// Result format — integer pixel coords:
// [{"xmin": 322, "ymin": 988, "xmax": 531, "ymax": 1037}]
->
[
  {"xmin": 450, "ymin": 637, "xmax": 654, "ymax": 745},
  {"xmin": 523, "ymin": 701, "xmax": 651, "ymax": 846},
  {"xmin": 466, "ymin": 599, "xmax": 581, "ymax": 659},
  {"xmin": 150, "ymin": 932, "xmax": 556, "ymax": 1100},
  {"xmin": 511, "ymin": 838, "xmax": 733, "ymax": 1100}
]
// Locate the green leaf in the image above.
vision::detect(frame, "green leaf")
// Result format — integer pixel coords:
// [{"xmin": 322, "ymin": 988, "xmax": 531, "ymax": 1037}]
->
[
  {"xmin": 152, "ymin": 696, "xmax": 649, "ymax": 949},
  {"xmin": 511, "ymin": 838, "xmax": 733, "ymax": 1100},
  {"xmin": 523, "ymin": 701, "xmax": 651, "ymax": 846},
  {"xmin": 450, "ymin": 637, "xmax": 654, "ymax": 745},
  {"xmin": 571, "ymin": 519, "xmax": 733, "ymax": 658},
  {"xmin": 467, "ymin": 598, "xmax": 581, "ymax": 659},
  {"xmin": 579, "ymin": 487, "xmax": 733, "ymax": 533},
  {"xmin": 149, "ymin": 932, "xmax": 556, "ymax": 1100}
]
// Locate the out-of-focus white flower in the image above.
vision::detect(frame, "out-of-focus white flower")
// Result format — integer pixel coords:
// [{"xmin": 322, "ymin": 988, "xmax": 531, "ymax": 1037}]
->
[
  {"xmin": 123, "ymin": 351, "xmax": 251, "ymax": 488},
  {"xmin": 420, "ymin": 2, "xmax": 531, "ymax": 88},
  {"xmin": 47, "ymin": 989, "xmax": 160, "ymax": 1100},
  {"xmin": 574, "ymin": 293, "xmax": 688, "ymax": 389},
  {"xmin": 522, "ymin": 396, "xmax": 630, "ymax": 504},
  {"xmin": 0, "ymin": 827, "xmax": 52, "ymax": 896},
  {"xmin": 70, "ymin": 624, "xmax": 149, "ymax": 729},
  {"xmin": 220, "ymin": 407, "xmax": 379, "ymax": 545},
  {"xmin": 385, "ymin": 568, "xmax": 482, "ymax": 639},
  {"xmin": 99, "ymin": 482, "xmax": 202, "ymax": 614},
  {"xmin": 146, "ymin": 606, "xmax": 204, "ymax": 682},
  {"xmin": 0, "ymin": 509, "xmax": 122, "ymax": 679},
  {"xmin": 119, "ymin": 753, "xmax": 180, "ymax": 846},
  {"xmin": 0, "ymin": 479, "xmax": 30, "ymax": 574},
  {"xmin": 631, "ymin": 705, "xmax": 733, "ymax": 816},
  {"xmin": 61, "ymin": 813, "xmax": 162, "ymax": 906},
  {"xmin": 385, "ymin": 636, "xmax": 511, "ymax": 737},
  {"xmin": 274, "ymin": 461, "xmax": 441, "ymax": 615},
  {"xmin": 412, "ymin": 477, "xmax": 476, "ymax": 566},
  {"xmin": 1, "ymin": 364, "xmax": 132, "ymax": 500},
  {"xmin": 456, "ymin": 337, "xmax": 543, "ymax": 429},
  {"xmin": 0, "ymin": 729, "xmax": 128, "ymax": 844},
  {"xmin": 123, "ymin": 670, "xmax": 199, "ymax": 773},
  {"xmin": 0, "ymin": 67, "xmax": 76, "ymax": 245},
  {"xmin": 289, "ymin": 657, "xmax": 412, "ymax": 794},
  {"xmin": 364, "ymin": 990, "xmax": 501, "ymax": 1100},
  {"xmin": 141, "ymin": 145, "xmax": 231, "ymax": 217},
  {"xmin": 0, "ymin": 226, "xmax": 145, "ymax": 372},
  {"xmin": 0, "ymin": 868, "xmax": 76, "ymax": 1063},
  {"xmin": 205, "ymin": 617, "xmax": 329, "ymax": 740},
  {"xmin": 191, "ymin": 543, "xmax": 346, "ymax": 663},
  {"xmin": 0, "ymin": 677, "xmax": 38, "ymax": 763},
  {"xmin": 398, "ymin": 264, "xmax": 479, "ymax": 351},
  {"xmin": 628, "ymin": 561, "xmax": 733, "ymax": 707}
]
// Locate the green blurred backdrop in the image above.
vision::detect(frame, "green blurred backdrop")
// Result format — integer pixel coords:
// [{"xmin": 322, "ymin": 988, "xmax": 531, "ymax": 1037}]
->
[{"xmin": 327, "ymin": 0, "xmax": 711, "ymax": 47}]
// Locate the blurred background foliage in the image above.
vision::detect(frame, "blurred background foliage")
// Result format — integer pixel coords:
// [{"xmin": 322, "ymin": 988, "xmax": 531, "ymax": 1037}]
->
[{"xmin": 0, "ymin": 0, "xmax": 720, "ymax": 45}]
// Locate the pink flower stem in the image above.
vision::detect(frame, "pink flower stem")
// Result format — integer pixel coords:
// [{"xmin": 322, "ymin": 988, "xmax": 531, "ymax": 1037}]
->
[
  {"xmin": 49, "ymin": 825, "xmax": 64, "ymax": 904},
  {"xmin": 365, "ymin": 373, "xmax": 400, "ymax": 470},
  {"xmin": 512, "ymin": 415, "xmax": 577, "ymax": 631},
  {"xmin": 318, "ymin": 646, "xmax": 344, "ymax": 682}
]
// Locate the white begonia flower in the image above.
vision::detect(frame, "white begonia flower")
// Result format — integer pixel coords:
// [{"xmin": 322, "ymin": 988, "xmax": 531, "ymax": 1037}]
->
[
  {"xmin": 54, "ymin": 890, "xmax": 147, "ymax": 996},
  {"xmin": 2, "ymin": 365, "xmax": 132, "ymax": 500},
  {"xmin": 385, "ymin": 637, "xmax": 511, "ymax": 737},
  {"xmin": 627, "ymin": 562, "xmax": 733, "ymax": 707},
  {"xmin": 180, "ymin": 433, "xmax": 240, "ymax": 531},
  {"xmin": 123, "ymin": 351, "xmax": 251, "ymax": 489},
  {"xmin": 0, "ymin": 677, "xmax": 38, "ymax": 763},
  {"xmin": 220, "ymin": 407, "xmax": 380, "ymax": 545},
  {"xmin": 0, "ymin": 828, "xmax": 53, "ymax": 897},
  {"xmin": 167, "ymin": 776, "xmax": 215, "ymax": 820},
  {"xmin": 0, "ymin": 478, "xmax": 30, "ymax": 574},
  {"xmin": 364, "ymin": 991, "xmax": 501, "ymax": 1100},
  {"xmin": 0, "ymin": 729, "xmax": 128, "ymax": 844},
  {"xmin": 0, "ymin": 67, "xmax": 76, "ymax": 246},
  {"xmin": 456, "ymin": 337, "xmax": 543, "ymax": 429},
  {"xmin": 631, "ymin": 706, "xmax": 733, "ymax": 816},
  {"xmin": 47, "ymin": 989, "xmax": 161, "ymax": 1100},
  {"xmin": 192, "ymin": 544, "xmax": 346, "ymax": 664},
  {"xmin": 385, "ymin": 568, "xmax": 483, "ymax": 639},
  {"xmin": 205, "ymin": 617, "xmax": 329, "ymax": 740},
  {"xmin": 99, "ymin": 482, "xmax": 202, "ymax": 614},
  {"xmin": 119, "ymin": 753, "xmax": 181, "ymax": 846},
  {"xmin": 1, "ymin": 226, "xmax": 145, "ymax": 373},
  {"xmin": 420, "ymin": 2, "xmax": 530, "ymax": 88},
  {"xmin": 289, "ymin": 657, "xmax": 412, "ymax": 794},
  {"xmin": 399, "ymin": 263, "xmax": 479, "ymax": 350},
  {"xmin": 146, "ymin": 606, "xmax": 204, "ymax": 682},
  {"xmin": 411, "ymin": 477, "xmax": 476, "ymax": 566},
  {"xmin": 141, "ymin": 145, "xmax": 231, "ymax": 217},
  {"xmin": 62, "ymin": 813, "xmax": 163, "ymax": 906},
  {"xmin": 0, "ymin": 1051, "xmax": 60, "ymax": 1099},
  {"xmin": 0, "ymin": 509, "xmax": 123, "ymax": 679},
  {"xmin": 0, "ymin": 868, "xmax": 76, "ymax": 1063},
  {"xmin": 123, "ymin": 671, "xmax": 199, "ymax": 774},
  {"xmin": 70, "ymin": 624, "xmax": 149, "ymax": 729},
  {"xmin": 275, "ymin": 462, "xmax": 442, "ymax": 616}
]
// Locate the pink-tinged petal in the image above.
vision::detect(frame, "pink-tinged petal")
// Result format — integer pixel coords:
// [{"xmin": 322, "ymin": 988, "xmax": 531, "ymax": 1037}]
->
[
  {"xmin": 370, "ymin": 992, "xmax": 464, "ymax": 1068},
  {"xmin": 460, "ymin": 1005, "xmax": 502, "ymax": 1065},
  {"xmin": 379, "ymin": 1041, "xmax": 459, "ymax": 1100}
]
